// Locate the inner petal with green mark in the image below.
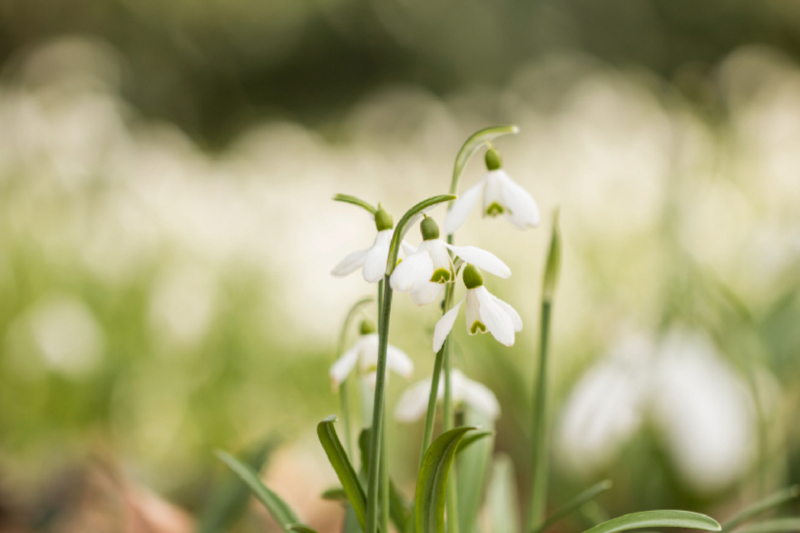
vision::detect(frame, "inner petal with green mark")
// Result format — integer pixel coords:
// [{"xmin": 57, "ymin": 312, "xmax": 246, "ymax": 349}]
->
[
  {"xmin": 470, "ymin": 321, "xmax": 487, "ymax": 334},
  {"xmin": 430, "ymin": 268, "xmax": 451, "ymax": 283},
  {"xmin": 485, "ymin": 202, "xmax": 505, "ymax": 217}
]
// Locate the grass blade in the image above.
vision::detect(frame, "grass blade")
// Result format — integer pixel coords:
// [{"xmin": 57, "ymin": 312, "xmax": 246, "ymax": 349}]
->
[
  {"xmin": 582, "ymin": 510, "xmax": 721, "ymax": 533},
  {"xmin": 317, "ymin": 415, "xmax": 369, "ymax": 531},
  {"xmin": 215, "ymin": 450, "xmax": 301, "ymax": 533},
  {"xmin": 722, "ymin": 487, "xmax": 800, "ymax": 533},
  {"xmin": 532, "ymin": 480, "xmax": 613, "ymax": 533},
  {"xmin": 415, "ymin": 426, "xmax": 475, "ymax": 533},
  {"xmin": 197, "ymin": 439, "xmax": 277, "ymax": 533}
]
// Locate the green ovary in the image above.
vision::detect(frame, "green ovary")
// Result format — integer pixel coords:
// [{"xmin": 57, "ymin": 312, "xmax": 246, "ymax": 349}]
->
[
  {"xmin": 470, "ymin": 321, "xmax": 487, "ymax": 334},
  {"xmin": 430, "ymin": 268, "xmax": 451, "ymax": 283},
  {"xmin": 485, "ymin": 202, "xmax": 505, "ymax": 217}
]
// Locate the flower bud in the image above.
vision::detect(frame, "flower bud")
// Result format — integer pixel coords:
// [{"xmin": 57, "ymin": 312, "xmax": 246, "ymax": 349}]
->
[
  {"xmin": 360, "ymin": 319, "xmax": 376, "ymax": 335},
  {"xmin": 374, "ymin": 207, "xmax": 394, "ymax": 231},
  {"xmin": 420, "ymin": 216, "xmax": 440, "ymax": 241},
  {"xmin": 462, "ymin": 264, "xmax": 484, "ymax": 289},
  {"xmin": 485, "ymin": 148, "xmax": 502, "ymax": 171}
]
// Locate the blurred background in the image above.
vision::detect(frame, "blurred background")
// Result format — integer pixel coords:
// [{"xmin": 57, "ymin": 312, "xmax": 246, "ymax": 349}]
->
[{"xmin": 1, "ymin": 0, "xmax": 800, "ymax": 531}]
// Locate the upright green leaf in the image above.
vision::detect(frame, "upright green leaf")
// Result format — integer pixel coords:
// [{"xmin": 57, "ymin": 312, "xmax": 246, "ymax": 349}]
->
[
  {"xmin": 317, "ymin": 416, "xmax": 369, "ymax": 531},
  {"xmin": 457, "ymin": 409, "xmax": 495, "ymax": 533},
  {"xmin": 215, "ymin": 450, "xmax": 301, "ymax": 533},
  {"xmin": 722, "ymin": 486, "xmax": 800, "ymax": 533},
  {"xmin": 532, "ymin": 480, "xmax": 613, "ymax": 533},
  {"xmin": 486, "ymin": 454, "xmax": 520, "ymax": 533},
  {"xmin": 197, "ymin": 439, "xmax": 278, "ymax": 533},
  {"xmin": 582, "ymin": 511, "xmax": 721, "ymax": 533},
  {"xmin": 415, "ymin": 426, "xmax": 475, "ymax": 533}
]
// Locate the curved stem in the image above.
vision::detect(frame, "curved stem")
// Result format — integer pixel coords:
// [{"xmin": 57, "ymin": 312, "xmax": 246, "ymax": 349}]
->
[{"xmin": 449, "ymin": 125, "xmax": 520, "ymax": 200}]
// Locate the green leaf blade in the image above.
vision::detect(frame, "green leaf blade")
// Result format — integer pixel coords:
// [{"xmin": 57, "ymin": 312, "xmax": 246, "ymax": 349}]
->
[
  {"xmin": 317, "ymin": 415, "xmax": 369, "ymax": 531},
  {"xmin": 415, "ymin": 426, "xmax": 475, "ymax": 533},
  {"xmin": 532, "ymin": 480, "xmax": 613, "ymax": 533},
  {"xmin": 583, "ymin": 511, "xmax": 721, "ymax": 533},
  {"xmin": 215, "ymin": 450, "xmax": 300, "ymax": 533},
  {"xmin": 722, "ymin": 486, "xmax": 800, "ymax": 532}
]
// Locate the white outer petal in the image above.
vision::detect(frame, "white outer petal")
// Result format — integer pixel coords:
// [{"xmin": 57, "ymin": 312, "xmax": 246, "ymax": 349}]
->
[
  {"xmin": 497, "ymin": 170, "xmax": 540, "ymax": 228},
  {"xmin": 363, "ymin": 230, "xmax": 393, "ymax": 283},
  {"xmin": 330, "ymin": 343, "xmax": 361, "ymax": 388},
  {"xmin": 444, "ymin": 178, "xmax": 485, "ymax": 234},
  {"xmin": 331, "ymin": 247, "xmax": 369, "ymax": 277},
  {"xmin": 452, "ymin": 369, "xmax": 501, "ymax": 420},
  {"xmin": 475, "ymin": 286, "xmax": 515, "ymax": 346},
  {"xmin": 401, "ymin": 241, "xmax": 417, "ymax": 257},
  {"xmin": 390, "ymin": 250, "xmax": 434, "ymax": 292},
  {"xmin": 410, "ymin": 282, "xmax": 445, "ymax": 306},
  {"xmin": 394, "ymin": 378, "xmax": 434, "ymax": 422},
  {"xmin": 445, "ymin": 244, "xmax": 511, "ymax": 278},
  {"xmin": 433, "ymin": 297, "xmax": 464, "ymax": 352},
  {"xmin": 490, "ymin": 294, "xmax": 522, "ymax": 332},
  {"xmin": 424, "ymin": 240, "xmax": 454, "ymax": 278},
  {"xmin": 387, "ymin": 344, "xmax": 414, "ymax": 378},
  {"xmin": 357, "ymin": 334, "xmax": 380, "ymax": 373}
]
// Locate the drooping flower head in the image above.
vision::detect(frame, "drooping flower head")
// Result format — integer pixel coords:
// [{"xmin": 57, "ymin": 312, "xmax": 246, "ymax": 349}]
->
[
  {"xmin": 394, "ymin": 369, "xmax": 500, "ymax": 422},
  {"xmin": 433, "ymin": 264, "xmax": 522, "ymax": 351},
  {"xmin": 390, "ymin": 217, "xmax": 511, "ymax": 306},
  {"xmin": 330, "ymin": 319, "xmax": 413, "ymax": 388},
  {"xmin": 331, "ymin": 206, "xmax": 397, "ymax": 283},
  {"xmin": 445, "ymin": 148, "xmax": 540, "ymax": 234}
]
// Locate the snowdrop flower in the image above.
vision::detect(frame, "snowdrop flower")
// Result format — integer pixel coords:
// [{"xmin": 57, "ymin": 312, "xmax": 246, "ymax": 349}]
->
[
  {"xmin": 330, "ymin": 319, "xmax": 413, "ymax": 388},
  {"xmin": 390, "ymin": 217, "xmax": 511, "ymax": 306},
  {"xmin": 557, "ymin": 329, "xmax": 760, "ymax": 495},
  {"xmin": 394, "ymin": 369, "xmax": 500, "ymax": 422},
  {"xmin": 331, "ymin": 206, "xmax": 399, "ymax": 283},
  {"xmin": 432, "ymin": 264, "xmax": 522, "ymax": 351},
  {"xmin": 444, "ymin": 148, "xmax": 540, "ymax": 234}
]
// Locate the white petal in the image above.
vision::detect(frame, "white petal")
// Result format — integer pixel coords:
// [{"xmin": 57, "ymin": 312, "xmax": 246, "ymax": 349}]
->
[
  {"xmin": 465, "ymin": 289, "xmax": 484, "ymax": 336},
  {"xmin": 490, "ymin": 294, "xmax": 522, "ymax": 332},
  {"xmin": 445, "ymin": 244, "xmax": 511, "ymax": 278},
  {"xmin": 475, "ymin": 287, "xmax": 515, "ymax": 346},
  {"xmin": 454, "ymin": 370, "xmax": 501, "ymax": 419},
  {"xmin": 356, "ymin": 335, "xmax": 380, "ymax": 372},
  {"xmin": 424, "ymin": 240, "xmax": 455, "ymax": 281},
  {"xmin": 444, "ymin": 178, "xmax": 485, "ymax": 234},
  {"xmin": 331, "ymin": 247, "xmax": 369, "ymax": 277},
  {"xmin": 483, "ymin": 171, "xmax": 506, "ymax": 216},
  {"xmin": 410, "ymin": 282, "xmax": 445, "ymax": 306},
  {"xmin": 401, "ymin": 241, "xmax": 417, "ymax": 257},
  {"xmin": 390, "ymin": 250, "xmax": 434, "ymax": 292},
  {"xmin": 329, "ymin": 343, "xmax": 360, "ymax": 388},
  {"xmin": 394, "ymin": 378, "xmax": 433, "ymax": 422},
  {"xmin": 387, "ymin": 344, "xmax": 414, "ymax": 378},
  {"xmin": 362, "ymin": 230, "xmax": 392, "ymax": 283},
  {"xmin": 497, "ymin": 170, "xmax": 540, "ymax": 229},
  {"xmin": 433, "ymin": 297, "xmax": 464, "ymax": 352}
]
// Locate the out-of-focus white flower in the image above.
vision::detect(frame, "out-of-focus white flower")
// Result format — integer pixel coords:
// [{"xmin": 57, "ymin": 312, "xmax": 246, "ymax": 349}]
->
[
  {"xmin": 391, "ymin": 216, "xmax": 511, "ymax": 306},
  {"xmin": 329, "ymin": 320, "xmax": 413, "ymax": 388},
  {"xmin": 445, "ymin": 149, "xmax": 540, "ymax": 234},
  {"xmin": 557, "ymin": 329, "xmax": 760, "ymax": 495},
  {"xmin": 331, "ymin": 206, "xmax": 407, "ymax": 283},
  {"xmin": 395, "ymin": 369, "xmax": 500, "ymax": 422},
  {"xmin": 433, "ymin": 264, "xmax": 521, "ymax": 351}
]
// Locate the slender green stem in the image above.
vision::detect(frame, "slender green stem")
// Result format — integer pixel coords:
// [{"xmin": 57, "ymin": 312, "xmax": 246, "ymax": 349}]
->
[
  {"xmin": 366, "ymin": 276, "xmax": 393, "ymax": 533},
  {"xmin": 337, "ymin": 297, "xmax": 374, "ymax": 458},
  {"xmin": 376, "ymin": 280, "xmax": 389, "ymax": 533},
  {"xmin": 528, "ymin": 300, "xmax": 552, "ymax": 530}
]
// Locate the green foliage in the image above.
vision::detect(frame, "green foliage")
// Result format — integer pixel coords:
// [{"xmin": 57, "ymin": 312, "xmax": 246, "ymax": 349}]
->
[
  {"xmin": 582, "ymin": 511, "xmax": 721, "ymax": 533},
  {"xmin": 722, "ymin": 486, "xmax": 800, "ymax": 533}
]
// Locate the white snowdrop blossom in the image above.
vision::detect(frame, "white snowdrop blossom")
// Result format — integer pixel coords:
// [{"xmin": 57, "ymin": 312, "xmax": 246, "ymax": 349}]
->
[
  {"xmin": 394, "ymin": 369, "xmax": 500, "ymax": 422},
  {"xmin": 557, "ymin": 329, "xmax": 760, "ymax": 495},
  {"xmin": 390, "ymin": 217, "xmax": 511, "ymax": 306},
  {"xmin": 331, "ymin": 206, "xmax": 407, "ymax": 283},
  {"xmin": 330, "ymin": 320, "xmax": 413, "ymax": 388},
  {"xmin": 445, "ymin": 149, "xmax": 540, "ymax": 234},
  {"xmin": 432, "ymin": 264, "xmax": 522, "ymax": 351}
]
